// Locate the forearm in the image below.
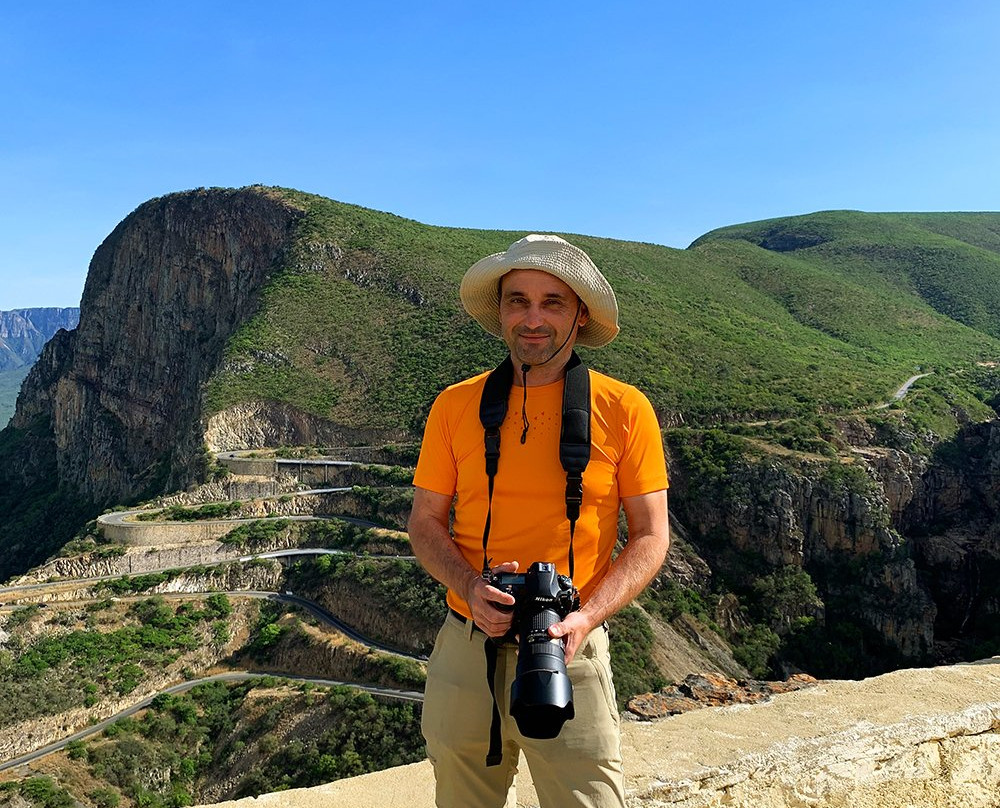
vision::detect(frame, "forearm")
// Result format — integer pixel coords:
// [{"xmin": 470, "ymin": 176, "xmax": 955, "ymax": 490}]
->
[
  {"xmin": 550, "ymin": 489, "xmax": 670, "ymax": 662},
  {"xmin": 407, "ymin": 512, "xmax": 479, "ymax": 603},
  {"xmin": 407, "ymin": 493, "xmax": 518, "ymax": 636},
  {"xmin": 578, "ymin": 529, "xmax": 670, "ymax": 628}
]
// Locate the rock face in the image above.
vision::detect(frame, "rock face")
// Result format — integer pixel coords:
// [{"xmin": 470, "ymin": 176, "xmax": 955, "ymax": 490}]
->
[
  {"xmin": 626, "ymin": 672, "xmax": 818, "ymax": 719},
  {"xmin": 901, "ymin": 422, "xmax": 1000, "ymax": 648},
  {"xmin": 205, "ymin": 400, "xmax": 408, "ymax": 453},
  {"xmin": 668, "ymin": 446, "xmax": 938, "ymax": 665},
  {"xmin": 12, "ymin": 188, "xmax": 303, "ymax": 502},
  {"xmin": 668, "ymin": 416, "xmax": 1000, "ymax": 671}
]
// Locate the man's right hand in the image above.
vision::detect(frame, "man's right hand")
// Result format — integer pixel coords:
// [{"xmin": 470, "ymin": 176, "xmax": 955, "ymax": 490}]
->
[{"xmin": 465, "ymin": 561, "xmax": 518, "ymax": 638}]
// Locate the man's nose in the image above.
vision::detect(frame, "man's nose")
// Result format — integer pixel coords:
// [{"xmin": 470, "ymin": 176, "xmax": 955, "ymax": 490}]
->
[{"xmin": 523, "ymin": 303, "xmax": 546, "ymax": 328}]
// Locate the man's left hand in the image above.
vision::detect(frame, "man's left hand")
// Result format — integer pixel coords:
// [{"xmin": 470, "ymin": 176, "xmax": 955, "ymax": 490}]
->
[{"xmin": 547, "ymin": 610, "xmax": 598, "ymax": 665}]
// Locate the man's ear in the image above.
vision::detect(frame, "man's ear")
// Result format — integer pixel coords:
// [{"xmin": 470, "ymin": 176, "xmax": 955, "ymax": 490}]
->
[{"xmin": 578, "ymin": 302, "xmax": 590, "ymax": 327}]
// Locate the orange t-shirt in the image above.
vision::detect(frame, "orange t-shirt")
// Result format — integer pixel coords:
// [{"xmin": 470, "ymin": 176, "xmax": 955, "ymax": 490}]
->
[{"xmin": 413, "ymin": 368, "xmax": 668, "ymax": 618}]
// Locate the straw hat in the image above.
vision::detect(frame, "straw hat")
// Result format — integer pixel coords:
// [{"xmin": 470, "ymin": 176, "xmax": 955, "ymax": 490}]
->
[{"xmin": 459, "ymin": 234, "xmax": 620, "ymax": 348}]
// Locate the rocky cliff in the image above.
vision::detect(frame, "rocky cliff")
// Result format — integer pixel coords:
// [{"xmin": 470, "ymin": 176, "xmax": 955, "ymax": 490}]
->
[
  {"xmin": 666, "ymin": 413, "xmax": 1000, "ymax": 676},
  {"xmin": 900, "ymin": 421, "xmax": 1000, "ymax": 654},
  {"xmin": 11, "ymin": 188, "xmax": 303, "ymax": 503}
]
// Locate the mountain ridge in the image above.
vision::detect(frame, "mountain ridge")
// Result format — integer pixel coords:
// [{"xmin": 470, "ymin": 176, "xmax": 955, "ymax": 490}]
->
[
  {"xmin": 0, "ymin": 307, "xmax": 80, "ymax": 370},
  {"xmin": 0, "ymin": 306, "xmax": 79, "ymax": 427}
]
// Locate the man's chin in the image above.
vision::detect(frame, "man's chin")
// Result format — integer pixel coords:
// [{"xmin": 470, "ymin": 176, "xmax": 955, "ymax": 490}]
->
[{"xmin": 514, "ymin": 346, "xmax": 554, "ymax": 367}]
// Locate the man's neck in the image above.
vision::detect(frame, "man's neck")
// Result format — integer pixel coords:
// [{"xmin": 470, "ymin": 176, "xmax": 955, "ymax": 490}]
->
[{"xmin": 511, "ymin": 354, "xmax": 571, "ymax": 387}]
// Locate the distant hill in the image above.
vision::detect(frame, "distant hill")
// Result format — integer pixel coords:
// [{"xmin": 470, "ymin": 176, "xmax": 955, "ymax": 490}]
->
[
  {"xmin": 692, "ymin": 210, "xmax": 1000, "ymax": 343},
  {"xmin": 0, "ymin": 307, "xmax": 80, "ymax": 371},
  {"xmin": 0, "ymin": 307, "xmax": 79, "ymax": 426}
]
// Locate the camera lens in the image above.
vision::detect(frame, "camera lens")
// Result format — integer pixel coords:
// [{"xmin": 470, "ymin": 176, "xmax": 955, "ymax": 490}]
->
[{"xmin": 509, "ymin": 606, "xmax": 574, "ymax": 738}]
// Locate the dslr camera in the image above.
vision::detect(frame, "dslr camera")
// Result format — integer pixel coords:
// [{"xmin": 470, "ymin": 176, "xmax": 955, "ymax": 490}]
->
[{"xmin": 487, "ymin": 561, "xmax": 581, "ymax": 739}]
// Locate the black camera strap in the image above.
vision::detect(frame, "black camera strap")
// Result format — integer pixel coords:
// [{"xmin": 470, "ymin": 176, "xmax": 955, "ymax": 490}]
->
[
  {"xmin": 478, "ymin": 351, "xmax": 591, "ymax": 579},
  {"xmin": 477, "ymin": 350, "xmax": 591, "ymax": 767}
]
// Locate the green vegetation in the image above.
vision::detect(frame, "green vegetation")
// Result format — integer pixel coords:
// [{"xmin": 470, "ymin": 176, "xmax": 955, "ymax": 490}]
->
[
  {"xmin": 242, "ymin": 602, "xmax": 426, "ymax": 689},
  {"xmin": 0, "ymin": 777, "xmax": 76, "ymax": 808},
  {"xmin": 0, "ymin": 596, "xmax": 234, "ymax": 726},
  {"xmin": 729, "ymin": 415, "xmax": 843, "ymax": 457},
  {"xmin": 95, "ymin": 571, "xmax": 179, "ymax": 595},
  {"xmin": 365, "ymin": 653, "xmax": 426, "ymax": 689},
  {"xmin": 292, "ymin": 554, "xmax": 447, "ymax": 628},
  {"xmin": 230, "ymin": 686, "xmax": 424, "ymax": 797},
  {"xmin": 607, "ymin": 606, "xmax": 667, "ymax": 708},
  {"xmin": 821, "ymin": 461, "xmax": 878, "ymax": 498},
  {"xmin": 52, "ymin": 516, "xmax": 127, "ymax": 559},
  {"xmin": 0, "ymin": 417, "xmax": 99, "ymax": 581},
  {"xmin": 53, "ymin": 679, "xmax": 423, "ymax": 808},
  {"xmin": 665, "ymin": 429, "xmax": 752, "ymax": 495},
  {"xmin": 246, "ymin": 601, "xmax": 287, "ymax": 660},
  {"xmin": 345, "ymin": 485, "xmax": 414, "ymax": 528},
  {"xmin": 218, "ymin": 517, "xmax": 411, "ymax": 554},
  {"xmin": 300, "ymin": 520, "xmax": 411, "ymax": 553},
  {"xmin": 694, "ymin": 210, "xmax": 1000, "ymax": 338},
  {"xmin": 218, "ymin": 518, "xmax": 293, "ymax": 546},
  {"xmin": 640, "ymin": 580, "xmax": 714, "ymax": 624},
  {"xmin": 199, "ymin": 194, "xmax": 1000, "ymax": 431},
  {"xmin": 732, "ymin": 625, "xmax": 782, "ymax": 678},
  {"xmin": 357, "ymin": 463, "xmax": 414, "ymax": 486},
  {"xmin": 136, "ymin": 501, "xmax": 243, "ymax": 522}
]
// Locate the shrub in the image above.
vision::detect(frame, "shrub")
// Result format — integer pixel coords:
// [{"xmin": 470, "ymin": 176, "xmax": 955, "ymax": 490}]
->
[{"xmin": 608, "ymin": 606, "xmax": 667, "ymax": 707}]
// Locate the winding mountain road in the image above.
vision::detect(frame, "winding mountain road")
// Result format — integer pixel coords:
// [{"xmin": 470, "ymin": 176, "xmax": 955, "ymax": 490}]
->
[
  {"xmin": 891, "ymin": 372, "xmax": 933, "ymax": 401},
  {"xmin": 0, "ymin": 452, "xmax": 424, "ymax": 773},
  {"xmin": 874, "ymin": 372, "xmax": 933, "ymax": 410},
  {"xmin": 0, "ymin": 671, "xmax": 423, "ymax": 773}
]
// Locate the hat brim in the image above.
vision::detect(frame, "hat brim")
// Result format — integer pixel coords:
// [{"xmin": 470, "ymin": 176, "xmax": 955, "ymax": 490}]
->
[{"xmin": 460, "ymin": 237, "xmax": 619, "ymax": 348}]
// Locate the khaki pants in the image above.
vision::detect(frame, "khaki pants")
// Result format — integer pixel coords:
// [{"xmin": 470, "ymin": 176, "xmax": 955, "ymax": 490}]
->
[{"xmin": 422, "ymin": 612, "xmax": 625, "ymax": 808}]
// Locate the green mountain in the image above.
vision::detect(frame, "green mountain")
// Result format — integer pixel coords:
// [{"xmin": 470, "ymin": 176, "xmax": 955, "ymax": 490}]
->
[
  {"xmin": 209, "ymin": 194, "xmax": 1000, "ymax": 431},
  {"xmin": 693, "ymin": 210, "xmax": 1000, "ymax": 340}
]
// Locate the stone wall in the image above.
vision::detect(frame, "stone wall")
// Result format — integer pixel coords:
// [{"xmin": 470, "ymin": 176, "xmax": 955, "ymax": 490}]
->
[
  {"xmin": 193, "ymin": 659, "xmax": 1000, "ymax": 808},
  {"xmin": 97, "ymin": 513, "xmax": 249, "ymax": 545}
]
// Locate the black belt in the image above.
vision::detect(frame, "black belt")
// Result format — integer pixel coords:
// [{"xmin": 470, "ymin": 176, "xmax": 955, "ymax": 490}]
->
[{"xmin": 449, "ymin": 608, "xmax": 484, "ymax": 633}]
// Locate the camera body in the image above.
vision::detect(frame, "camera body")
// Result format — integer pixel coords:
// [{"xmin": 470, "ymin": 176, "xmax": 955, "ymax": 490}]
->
[
  {"xmin": 486, "ymin": 561, "xmax": 580, "ymax": 739},
  {"xmin": 488, "ymin": 560, "xmax": 580, "ymax": 626}
]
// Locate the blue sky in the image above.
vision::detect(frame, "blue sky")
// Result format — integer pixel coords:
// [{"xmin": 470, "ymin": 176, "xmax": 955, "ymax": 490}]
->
[{"xmin": 3, "ymin": 1, "xmax": 999, "ymax": 308}]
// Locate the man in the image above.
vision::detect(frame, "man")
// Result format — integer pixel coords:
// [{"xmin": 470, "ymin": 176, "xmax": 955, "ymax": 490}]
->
[{"xmin": 408, "ymin": 234, "xmax": 670, "ymax": 808}]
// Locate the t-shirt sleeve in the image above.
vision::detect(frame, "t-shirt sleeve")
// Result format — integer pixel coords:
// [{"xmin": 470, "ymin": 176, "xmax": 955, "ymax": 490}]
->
[
  {"xmin": 616, "ymin": 387, "xmax": 669, "ymax": 498},
  {"xmin": 412, "ymin": 392, "xmax": 459, "ymax": 497}
]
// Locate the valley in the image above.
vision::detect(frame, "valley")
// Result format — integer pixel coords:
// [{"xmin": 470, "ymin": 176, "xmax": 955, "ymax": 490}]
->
[{"xmin": 0, "ymin": 453, "xmax": 430, "ymax": 804}]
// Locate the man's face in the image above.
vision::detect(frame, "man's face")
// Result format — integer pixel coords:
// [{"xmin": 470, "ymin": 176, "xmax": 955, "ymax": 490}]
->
[{"xmin": 498, "ymin": 269, "xmax": 589, "ymax": 368}]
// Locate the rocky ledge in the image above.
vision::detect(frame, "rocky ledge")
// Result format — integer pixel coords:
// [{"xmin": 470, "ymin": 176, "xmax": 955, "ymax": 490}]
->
[
  {"xmin": 626, "ymin": 671, "xmax": 819, "ymax": 719},
  {"xmin": 194, "ymin": 658, "xmax": 1000, "ymax": 808}
]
